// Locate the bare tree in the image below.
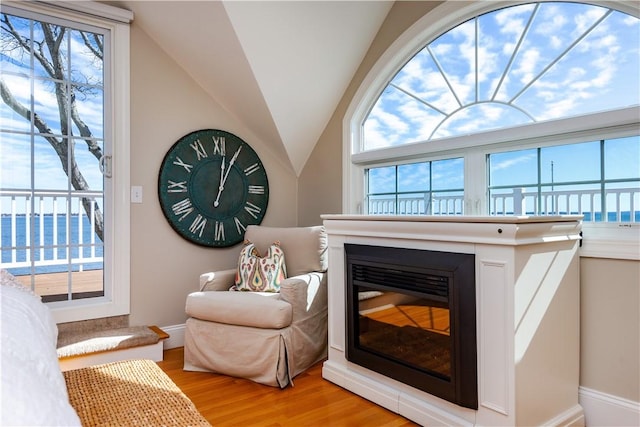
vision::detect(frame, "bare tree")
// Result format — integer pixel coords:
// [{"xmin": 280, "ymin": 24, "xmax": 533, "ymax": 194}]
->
[{"xmin": 1, "ymin": 14, "xmax": 104, "ymax": 240}]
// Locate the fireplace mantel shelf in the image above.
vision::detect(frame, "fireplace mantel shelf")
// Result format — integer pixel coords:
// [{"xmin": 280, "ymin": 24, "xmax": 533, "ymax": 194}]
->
[
  {"xmin": 322, "ymin": 215, "xmax": 584, "ymax": 427},
  {"xmin": 321, "ymin": 214, "xmax": 582, "ymax": 247},
  {"xmin": 321, "ymin": 214, "xmax": 583, "ymax": 223}
]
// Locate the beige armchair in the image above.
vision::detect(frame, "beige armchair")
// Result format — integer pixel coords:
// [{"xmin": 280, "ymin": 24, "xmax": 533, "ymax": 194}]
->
[{"xmin": 183, "ymin": 225, "xmax": 328, "ymax": 387}]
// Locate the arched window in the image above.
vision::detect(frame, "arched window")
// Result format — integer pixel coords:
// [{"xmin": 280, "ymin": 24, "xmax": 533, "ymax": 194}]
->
[
  {"xmin": 364, "ymin": 2, "xmax": 639, "ymax": 149},
  {"xmin": 345, "ymin": 1, "xmax": 639, "ymax": 259}
]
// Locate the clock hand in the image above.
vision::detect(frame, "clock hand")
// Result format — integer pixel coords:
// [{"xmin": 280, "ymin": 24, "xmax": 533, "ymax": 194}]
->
[
  {"xmin": 227, "ymin": 146, "xmax": 242, "ymax": 169},
  {"xmin": 213, "ymin": 146, "xmax": 242, "ymax": 208},
  {"xmin": 213, "ymin": 156, "xmax": 226, "ymax": 207}
]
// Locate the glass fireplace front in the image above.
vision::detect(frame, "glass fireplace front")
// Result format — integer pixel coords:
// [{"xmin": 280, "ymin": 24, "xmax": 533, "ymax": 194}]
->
[{"xmin": 345, "ymin": 244, "xmax": 477, "ymax": 410}]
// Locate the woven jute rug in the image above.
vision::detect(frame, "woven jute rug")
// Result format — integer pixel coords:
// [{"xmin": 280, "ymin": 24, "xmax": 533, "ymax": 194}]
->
[{"xmin": 63, "ymin": 359, "xmax": 210, "ymax": 426}]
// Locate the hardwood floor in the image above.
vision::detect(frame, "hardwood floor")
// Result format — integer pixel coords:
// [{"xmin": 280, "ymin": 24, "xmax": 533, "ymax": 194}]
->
[{"xmin": 157, "ymin": 347, "xmax": 418, "ymax": 426}]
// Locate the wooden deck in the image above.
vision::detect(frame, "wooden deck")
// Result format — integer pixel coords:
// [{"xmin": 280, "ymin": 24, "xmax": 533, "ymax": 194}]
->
[{"xmin": 11, "ymin": 269, "xmax": 103, "ymax": 296}]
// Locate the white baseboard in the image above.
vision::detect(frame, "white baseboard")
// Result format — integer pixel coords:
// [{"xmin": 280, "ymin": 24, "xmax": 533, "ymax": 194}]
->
[
  {"xmin": 160, "ymin": 323, "xmax": 185, "ymax": 349},
  {"xmin": 579, "ymin": 387, "xmax": 640, "ymax": 427}
]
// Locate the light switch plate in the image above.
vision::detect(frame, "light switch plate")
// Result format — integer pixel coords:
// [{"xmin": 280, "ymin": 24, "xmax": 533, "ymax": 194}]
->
[{"xmin": 131, "ymin": 186, "xmax": 143, "ymax": 203}]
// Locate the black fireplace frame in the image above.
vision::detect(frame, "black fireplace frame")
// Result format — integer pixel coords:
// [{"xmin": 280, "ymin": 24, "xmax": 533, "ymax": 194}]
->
[{"xmin": 345, "ymin": 244, "xmax": 478, "ymax": 410}]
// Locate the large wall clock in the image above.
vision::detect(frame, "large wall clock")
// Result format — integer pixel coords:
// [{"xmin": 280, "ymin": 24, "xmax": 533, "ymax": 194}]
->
[{"xmin": 158, "ymin": 129, "xmax": 269, "ymax": 247}]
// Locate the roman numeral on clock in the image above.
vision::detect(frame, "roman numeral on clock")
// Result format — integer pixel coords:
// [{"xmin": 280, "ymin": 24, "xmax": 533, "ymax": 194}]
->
[
  {"xmin": 173, "ymin": 157, "xmax": 193, "ymax": 173},
  {"xmin": 244, "ymin": 163, "xmax": 260, "ymax": 176},
  {"xmin": 172, "ymin": 198, "xmax": 194, "ymax": 221},
  {"xmin": 248, "ymin": 185, "xmax": 264, "ymax": 194},
  {"xmin": 190, "ymin": 139, "xmax": 208, "ymax": 160},
  {"xmin": 212, "ymin": 136, "xmax": 226, "ymax": 156},
  {"xmin": 215, "ymin": 221, "xmax": 226, "ymax": 241},
  {"xmin": 244, "ymin": 201, "xmax": 262, "ymax": 219},
  {"xmin": 189, "ymin": 214, "xmax": 207, "ymax": 237},
  {"xmin": 167, "ymin": 180, "xmax": 187, "ymax": 193},
  {"xmin": 234, "ymin": 217, "xmax": 246, "ymax": 235}
]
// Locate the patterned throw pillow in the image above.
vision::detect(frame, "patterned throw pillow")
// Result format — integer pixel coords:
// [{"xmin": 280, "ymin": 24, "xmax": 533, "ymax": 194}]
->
[{"xmin": 233, "ymin": 241, "xmax": 287, "ymax": 292}]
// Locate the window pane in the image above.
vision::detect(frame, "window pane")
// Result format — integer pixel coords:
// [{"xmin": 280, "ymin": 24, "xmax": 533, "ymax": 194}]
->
[
  {"xmin": 605, "ymin": 182, "xmax": 640, "ymax": 222},
  {"xmin": 73, "ymin": 139, "xmax": 103, "ymax": 191},
  {"xmin": 0, "ymin": 75, "xmax": 32, "ymax": 133},
  {"xmin": 540, "ymin": 183, "xmax": 601, "ymax": 215},
  {"xmin": 368, "ymin": 166, "xmax": 396, "ymax": 194},
  {"xmin": 605, "ymin": 136, "xmax": 640, "ymax": 181},
  {"xmin": 33, "ymin": 78, "xmax": 65, "ymax": 136},
  {"xmin": 33, "ymin": 21, "xmax": 67, "ymax": 80},
  {"xmin": 0, "ymin": 133, "xmax": 30, "ymax": 189},
  {"xmin": 398, "ymin": 162, "xmax": 429, "ymax": 192},
  {"xmin": 368, "ymin": 160, "xmax": 464, "ymax": 216},
  {"xmin": 489, "ymin": 186, "xmax": 539, "ymax": 216},
  {"xmin": 34, "ymin": 135, "xmax": 68, "ymax": 190},
  {"xmin": 72, "ymin": 85, "xmax": 104, "ymax": 139},
  {"xmin": 1, "ymin": 15, "xmax": 31, "ymax": 71},
  {"xmin": 69, "ymin": 29, "xmax": 103, "ymax": 84},
  {"xmin": 398, "ymin": 192, "xmax": 429, "ymax": 215},
  {"xmin": 489, "ymin": 149, "xmax": 537, "ymax": 188},
  {"xmin": 432, "ymin": 190, "xmax": 464, "ymax": 215},
  {"xmin": 540, "ymin": 141, "xmax": 600, "ymax": 184},
  {"xmin": 432, "ymin": 158, "xmax": 464, "ymax": 191}
]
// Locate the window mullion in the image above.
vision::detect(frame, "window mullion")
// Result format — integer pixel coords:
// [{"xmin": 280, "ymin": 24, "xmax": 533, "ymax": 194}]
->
[
  {"xmin": 464, "ymin": 149, "xmax": 485, "ymax": 215},
  {"xmin": 600, "ymin": 140, "xmax": 607, "ymax": 221}
]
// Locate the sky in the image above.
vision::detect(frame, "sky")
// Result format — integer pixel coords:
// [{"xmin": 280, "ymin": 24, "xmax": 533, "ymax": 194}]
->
[
  {"xmin": 364, "ymin": 3, "xmax": 640, "ymax": 149},
  {"xmin": 1, "ymin": 12, "xmax": 105, "ymax": 214},
  {"xmin": 362, "ymin": 2, "xmax": 639, "ymax": 215}
]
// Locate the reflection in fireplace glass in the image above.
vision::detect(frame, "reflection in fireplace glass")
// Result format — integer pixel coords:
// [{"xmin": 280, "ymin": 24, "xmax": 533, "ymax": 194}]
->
[{"xmin": 357, "ymin": 286, "xmax": 451, "ymax": 380}]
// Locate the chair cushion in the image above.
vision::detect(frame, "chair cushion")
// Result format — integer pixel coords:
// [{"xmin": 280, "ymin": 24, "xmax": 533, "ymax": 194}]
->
[
  {"xmin": 185, "ymin": 291, "xmax": 292, "ymax": 329},
  {"xmin": 244, "ymin": 225, "xmax": 327, "ymax": 277},
  {"xmin": 233, "ymin": 241, "xmax": 287, "ymax": 292}
]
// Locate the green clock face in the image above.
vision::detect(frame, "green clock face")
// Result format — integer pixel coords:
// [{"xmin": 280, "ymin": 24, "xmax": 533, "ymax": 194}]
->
[{"xmin": 158, "ymin": 129, "xmax": 269, "ymax": 247}]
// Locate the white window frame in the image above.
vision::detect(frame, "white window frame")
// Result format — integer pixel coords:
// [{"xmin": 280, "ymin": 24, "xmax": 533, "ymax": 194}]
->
[
  {"xmin": 2, "ymin": 1, "xmax": 133, "ymax": 322},
  {"xmin": 344, "ymin": 0, "xmax": 640, "ymax": 261}
]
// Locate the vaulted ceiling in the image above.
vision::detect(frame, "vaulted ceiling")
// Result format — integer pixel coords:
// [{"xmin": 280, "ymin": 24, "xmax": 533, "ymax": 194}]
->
[{"xmin": 112, "ymin": 1, "xmax": 393, "ymax": 175}]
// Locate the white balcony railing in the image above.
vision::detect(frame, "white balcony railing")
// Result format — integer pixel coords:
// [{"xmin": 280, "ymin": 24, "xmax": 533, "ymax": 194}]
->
[
  {"xmin": 1, "ymin": 190, "xmax": 104, "ymax": 273},
  {"xmin": 368, "ymin": 187, "xmax": 639, "ymax": 222},
  {"xmin": 2, "ymin": 187, "xmax": 637, "ymax": 272}
]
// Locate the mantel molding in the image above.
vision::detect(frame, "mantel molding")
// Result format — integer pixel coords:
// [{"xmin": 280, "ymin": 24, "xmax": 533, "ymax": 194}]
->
[{"xmin": 322, "ymin": 215, "xmax": 582, "ymax": 246}]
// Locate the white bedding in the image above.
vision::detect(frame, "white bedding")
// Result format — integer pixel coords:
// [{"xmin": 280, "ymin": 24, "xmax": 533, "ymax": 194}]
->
[{"xmin": 1, "ymin": 270, "xmax": 81, "ymax": 426}]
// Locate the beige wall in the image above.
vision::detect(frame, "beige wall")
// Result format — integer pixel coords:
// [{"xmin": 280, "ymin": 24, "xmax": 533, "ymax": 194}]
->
[
  {"xmin": 128, "ymin": 24, "xmax": 298, "ymax": 327},
  {"xmin": 580, "ymin": 258, "xmax": 640, "ymax": 401},
  {"xmin": 299, "ymin": 0, "xmax": 640, "ymax": 404},
  {"xmin": 298, "ymin": 1, "xmax": 441, "ymax": 226}
]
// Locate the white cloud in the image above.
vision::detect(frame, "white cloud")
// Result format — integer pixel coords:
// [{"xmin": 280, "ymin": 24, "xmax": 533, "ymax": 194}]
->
[
  {"xmin": 492, "ymin": 153, "xmax": 536, "ymax": 171},
  {"xmin": 536, "ymin": 7, "xmax": 567, "ymax": 36},
  {"xmin": 573, "ymin": 7, "xmax": 608, "ymax": 37},
  {"xmin": 514, "ymin": 48, "xmax": 541, "ymax": 85},
  {"xmin": 495, "ymin": 4, "xmax": 535, "ymax": 34}
]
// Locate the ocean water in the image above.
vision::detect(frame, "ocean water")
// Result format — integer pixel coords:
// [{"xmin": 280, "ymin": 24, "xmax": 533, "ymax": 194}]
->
[
  {"xmin": 1, "ymin": 214, "xmax": 103, "ymax": 275},
  {"xmin": 582, "ymin": 211, "xmax": 640, "ymax": 222},
  {"xmin": 510, "ymin": 211, "xmax": 640, "ymax": 222}
]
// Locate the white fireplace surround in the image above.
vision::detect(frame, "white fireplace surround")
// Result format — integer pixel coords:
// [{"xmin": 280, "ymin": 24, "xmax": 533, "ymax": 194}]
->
[{"xmin": 321, "ymin": 215, "xmax": 584, "ymax": 426}]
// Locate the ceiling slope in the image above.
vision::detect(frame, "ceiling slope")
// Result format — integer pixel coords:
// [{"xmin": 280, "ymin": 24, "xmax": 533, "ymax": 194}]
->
[
  {"xmin": 223, "ymin": 1, "xmax": 392, "ymax": 175},
  {"xmin": 113, "ymin": 0, "xmax": 392, "ymax": 176}
]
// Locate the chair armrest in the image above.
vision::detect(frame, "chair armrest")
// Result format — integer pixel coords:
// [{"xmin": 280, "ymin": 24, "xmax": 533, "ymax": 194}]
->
[
  {"xmin": 278, "ymin": 272, "xmax": 327, "ymax": 321},
  {"xmin": 199, "ymin": 269, "xmax": 236, "ymax": 292}
]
